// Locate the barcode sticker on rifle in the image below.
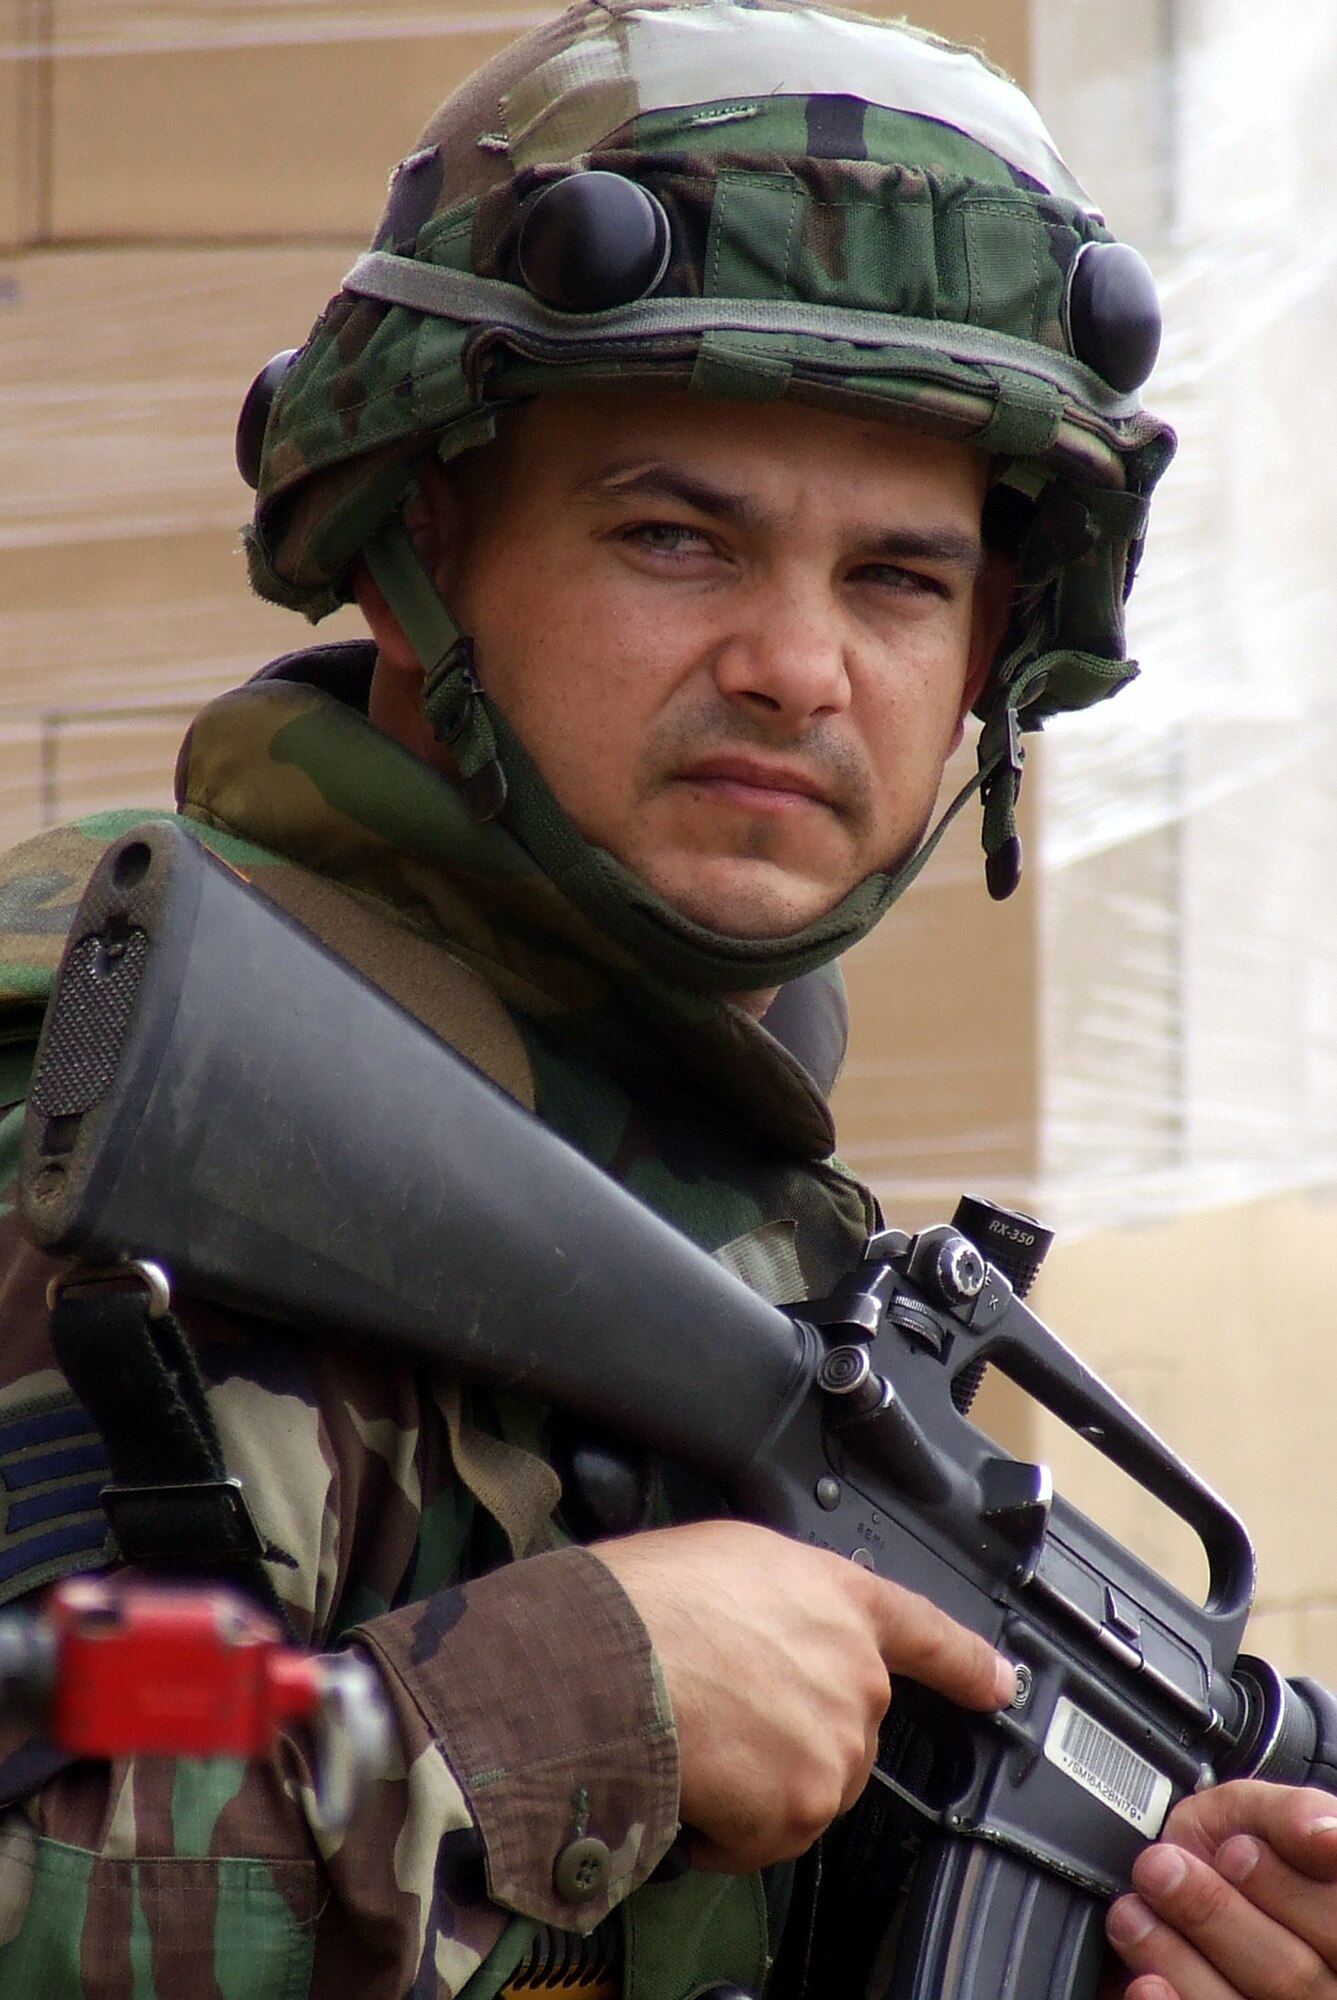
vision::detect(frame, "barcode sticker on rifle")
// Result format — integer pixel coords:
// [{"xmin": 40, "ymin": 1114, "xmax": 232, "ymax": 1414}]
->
[{"xmin": 1044, "ymin": 1697, "xmax": 1173, "ymax": 1838}]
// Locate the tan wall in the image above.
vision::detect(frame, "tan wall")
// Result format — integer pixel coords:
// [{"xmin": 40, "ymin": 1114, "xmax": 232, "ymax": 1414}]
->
[
  {"xmin": 0, "ymin": 244, "xmax": 365, "ymax": 844},
  {"xmin": 46, "ymin": 19, "xmax": 531, "ymax": 244},
  {"xmin": 0, "ymin": 1, "xmax": 47, "ymax": 251},
  {"xmin": 1019, "ymin": 1187, "xmax": 1337, "ymax": 1686}
]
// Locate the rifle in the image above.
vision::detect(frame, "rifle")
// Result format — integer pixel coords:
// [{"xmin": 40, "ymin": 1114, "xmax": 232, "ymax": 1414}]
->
[{"xmin": 17, "ymin": 822, "xmax": 1337, "ymax": 2000}]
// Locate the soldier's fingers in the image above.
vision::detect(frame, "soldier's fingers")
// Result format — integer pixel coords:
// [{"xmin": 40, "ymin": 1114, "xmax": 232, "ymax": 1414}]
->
[
  {"xmin": 1108, "ymin": 1840, "xmax": 1337, "ymax": 1998},
  {"xmin": 1210, "ymin": 1831, "xmax": 1337, "ymax": 1968},
  {"xmin": 1164, "ymin": 1782, "xmax": 1337, "ymax": 1882},
  {"xmin": 870, "ymin": 1579, "xmax": 1015, "ymax": 1712},
  {"xmin": 1108, "ymin": 1890, "xmax": 1260, "ymax": 2000}
]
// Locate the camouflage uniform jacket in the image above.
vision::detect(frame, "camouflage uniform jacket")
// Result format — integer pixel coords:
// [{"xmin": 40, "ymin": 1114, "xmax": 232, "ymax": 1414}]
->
[{"xmin": 0, "ymin": 642, "xmax": 877, "ymax": 2000}]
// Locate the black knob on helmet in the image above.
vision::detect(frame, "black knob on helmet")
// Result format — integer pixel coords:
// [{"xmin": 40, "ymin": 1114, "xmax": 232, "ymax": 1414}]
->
[
  {"xmin": 1065, "ymin": 241, "xmax": 1163, "ymax": 394},
  {"xmin": 235, "ymin": 348, "xmax": 299, "ymax": 490},
  {"xmin": 516, "ymin": 171, "xmax": 671, "ymax": 314}
]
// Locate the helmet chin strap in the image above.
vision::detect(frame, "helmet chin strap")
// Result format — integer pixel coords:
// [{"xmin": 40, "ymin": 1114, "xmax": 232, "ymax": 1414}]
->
[
  {"xmin": 358, "ymin": 514, "xmax": 1036, "ymax": 993},
  {"xmin": 361, "ymin": 515, "xmax": 509, "ymax": 821}
]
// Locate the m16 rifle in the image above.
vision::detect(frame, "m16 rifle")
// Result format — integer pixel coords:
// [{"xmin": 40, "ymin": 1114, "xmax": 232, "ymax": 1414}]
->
[{"xmin": 16, "ymin": 822, "xmax": 1337, "ymax": 2000}]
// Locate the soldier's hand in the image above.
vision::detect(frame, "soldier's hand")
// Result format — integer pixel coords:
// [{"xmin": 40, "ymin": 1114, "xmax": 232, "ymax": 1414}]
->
[
  {"xmin": 592, "ymin": 1519, "xmax": 1015, "ymax": 1874},
  {"xmin": 1105, "ymin": 1780, "xmax": 1337, "ymax": 2000}
]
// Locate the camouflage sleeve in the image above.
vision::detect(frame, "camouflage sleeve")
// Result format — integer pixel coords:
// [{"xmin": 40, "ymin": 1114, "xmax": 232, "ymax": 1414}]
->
[
  {"xmin": 353, "ymin": 1550, "xmax": 679, "ymax": 1931},
  {"xmin": 0, "ymin": 1214, "xmax": 680, "ymax": 1997}
]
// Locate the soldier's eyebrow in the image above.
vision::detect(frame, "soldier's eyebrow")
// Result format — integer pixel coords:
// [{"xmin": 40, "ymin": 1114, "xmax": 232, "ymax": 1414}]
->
[
  {"xmin": 862, "ymin": 525, "xmax": 986, "ymax": 574},
  {"xmin": 574, "ymin": 458, "xmax": 985, "ymax": 571},
  {"xmin": 575, "ymin": 460, "xmax": 775, "ymax": 534}
]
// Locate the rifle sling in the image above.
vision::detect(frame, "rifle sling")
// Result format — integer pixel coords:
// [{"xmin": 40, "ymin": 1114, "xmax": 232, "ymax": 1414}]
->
[{"xmin": 48, "ymin": 1277, "xmax": 291, "ymax": 1628}]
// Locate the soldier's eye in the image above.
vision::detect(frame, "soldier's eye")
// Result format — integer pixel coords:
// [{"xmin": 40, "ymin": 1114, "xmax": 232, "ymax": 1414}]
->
[
  {"xmin": 626, "ymin": 521, "xmax": 712, "ymax": 556},
  {"xmin": 858, "ymin": 563, "xmax": 951, "ymax": 599}
]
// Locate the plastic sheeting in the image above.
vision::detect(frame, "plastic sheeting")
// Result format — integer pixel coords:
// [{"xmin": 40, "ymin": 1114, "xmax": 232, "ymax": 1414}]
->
[{"xmin": 1031, "ymin": 0, "xmax": 1337, "ymax": 1233}]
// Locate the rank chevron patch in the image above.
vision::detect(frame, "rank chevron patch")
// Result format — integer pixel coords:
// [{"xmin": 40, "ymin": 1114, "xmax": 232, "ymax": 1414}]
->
[{"xmin": 0, "ymin": 1391, "xmax": 114, "ymax": 1605}]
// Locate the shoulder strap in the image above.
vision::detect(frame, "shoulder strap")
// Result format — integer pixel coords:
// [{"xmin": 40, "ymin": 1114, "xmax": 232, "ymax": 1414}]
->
[{"xmin": 47, "ymin": 1266, "xmax": 292, "ymax": 1626}]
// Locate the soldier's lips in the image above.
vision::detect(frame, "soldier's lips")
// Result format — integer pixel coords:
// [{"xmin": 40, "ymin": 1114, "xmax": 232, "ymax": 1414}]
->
[{"xmin": 674, "ymin": 755, "xmax": 837, "ymax": 815}]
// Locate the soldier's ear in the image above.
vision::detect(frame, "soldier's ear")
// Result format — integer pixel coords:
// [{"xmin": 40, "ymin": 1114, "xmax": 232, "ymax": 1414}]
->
[
  {"xmin": 352, "ymin": 554, "xmax": 416, "ymax": 674},
  {"xmin": 353, "ymin": 461, "xmax": 466, "ymax": 677},
  {"xmin": 408, "ymin": 459, "xmax": 466, "ymax": 595},
  {"xmin": 952, "ymin": 550, "xmax": 1016, "ymax": 745}
]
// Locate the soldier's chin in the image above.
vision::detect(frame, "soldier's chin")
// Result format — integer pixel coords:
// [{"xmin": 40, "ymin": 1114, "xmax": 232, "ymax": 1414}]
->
[{"xmin": 651, "ymin": 861, "xmax": 851, "ymax": 940}]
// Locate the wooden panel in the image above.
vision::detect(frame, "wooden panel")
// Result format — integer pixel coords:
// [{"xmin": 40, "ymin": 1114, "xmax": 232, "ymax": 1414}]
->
[
  {"xmin": 48, "ymin": 7, "xmax": 564, "ymax": 240},
  {"xmin": 42, "ymin": 710, "xmax": 194, "ymax": 825},
  {"xmin": 0, "ymin": 0, "xmax": 48, "ymax": 250},
  {"xmin": 0, "ymin": 244, "xmax": 366, "ymax": 809},
  {"xmin": 0, "ymin": 243, "xmax": 357, "ymax": 559}
]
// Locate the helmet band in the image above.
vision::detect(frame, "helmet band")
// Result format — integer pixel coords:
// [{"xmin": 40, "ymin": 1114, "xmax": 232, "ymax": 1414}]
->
[{"xmin": 342, "ymin": 249, "xmax": 1145, "ymax": 423}]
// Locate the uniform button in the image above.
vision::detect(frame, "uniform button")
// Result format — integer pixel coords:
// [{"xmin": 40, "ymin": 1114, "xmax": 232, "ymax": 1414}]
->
[{"xmin": 552, "ymin": 1836, "xmax": 612, "ymax": 1904}]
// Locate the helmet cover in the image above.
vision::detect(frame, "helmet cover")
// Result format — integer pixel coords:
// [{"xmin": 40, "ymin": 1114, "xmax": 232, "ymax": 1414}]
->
[{"xmin": 243, "ymin": 0, "xmax": 1177, "ymax": 926}]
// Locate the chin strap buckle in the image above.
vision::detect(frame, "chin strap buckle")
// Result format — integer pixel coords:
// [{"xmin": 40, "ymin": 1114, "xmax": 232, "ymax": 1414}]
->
[
  {"xmin": 980, "ymin": 688, "xmax": 1037, "ymax": 903},
  {"xmin": 423, "ymin": 637, "xmax": 509, "ymax": 820}
]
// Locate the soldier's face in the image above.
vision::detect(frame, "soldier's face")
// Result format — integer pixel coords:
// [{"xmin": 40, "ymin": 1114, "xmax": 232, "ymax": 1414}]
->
[{"xmin": 427, "ymin": 392, "xmax": 1009, "ymax": 939}]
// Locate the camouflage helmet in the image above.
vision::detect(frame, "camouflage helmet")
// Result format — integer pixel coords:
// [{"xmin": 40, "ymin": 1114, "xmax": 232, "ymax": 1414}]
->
[{"xmin": 240, "ymin": 0, "xmax": 1175, "ymax": 936}]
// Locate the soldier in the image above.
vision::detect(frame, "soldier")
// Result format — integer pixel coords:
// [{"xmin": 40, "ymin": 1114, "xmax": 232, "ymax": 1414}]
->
[{"xmin": 0, "ymin": 3, "xmax": 1334, "ymax": 1997}]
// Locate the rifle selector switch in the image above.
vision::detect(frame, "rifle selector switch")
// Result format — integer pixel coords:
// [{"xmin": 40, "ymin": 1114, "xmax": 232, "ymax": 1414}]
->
[{"xmin": 888, "ymin": 1298, "xmax": 947, "ymax": 1356}]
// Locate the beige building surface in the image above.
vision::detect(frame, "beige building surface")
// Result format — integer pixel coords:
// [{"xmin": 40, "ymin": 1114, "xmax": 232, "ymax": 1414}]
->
[{"xmin": 4, "ymin": 2, "xmax": 1336, "ymax": 1690}]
